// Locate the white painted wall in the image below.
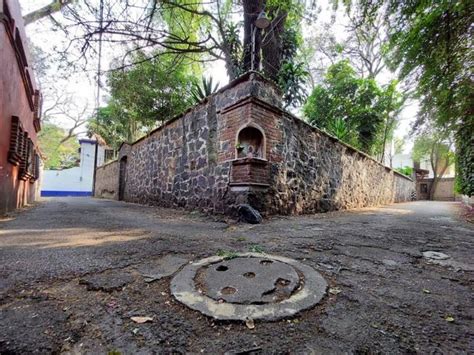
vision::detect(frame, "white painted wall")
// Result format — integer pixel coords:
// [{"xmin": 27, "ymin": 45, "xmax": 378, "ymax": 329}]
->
[{"xmin": 41, "ymin": 139, "xmax": 105, "ymax": 195}]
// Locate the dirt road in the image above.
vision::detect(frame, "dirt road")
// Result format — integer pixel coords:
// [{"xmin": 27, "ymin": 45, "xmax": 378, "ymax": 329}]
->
[{"xmin": 0, "ymin": 198, "xmax": 472, "ymax": 353}]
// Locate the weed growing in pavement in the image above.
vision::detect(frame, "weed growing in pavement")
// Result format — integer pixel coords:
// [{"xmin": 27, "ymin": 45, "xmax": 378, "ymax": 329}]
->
[
  {"xmin": 249, "ymin": 244, "xmax": 264, "ymax": 253},
  {"xmin": 216, "ymin": 250, "xmax": 239, "ymax": 260}
]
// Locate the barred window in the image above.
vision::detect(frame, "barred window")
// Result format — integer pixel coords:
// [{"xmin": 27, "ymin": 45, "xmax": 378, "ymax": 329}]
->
[
  {"xmin": 30, "ymin": 151, "xmax": 40, "ymax": 182},
  {"xmin": 34, "ymin": 153, "xmax": 40, "ymax": 180},
  {"xmin": 8, "ymin": 116, "xmax": 22, "ymax": 165},
  {"xmin": 33, "ymin": 90, "xmax": 42, "ymax": 120},
  {"xmin": 19, "ymin": 133, "xmax": 31, "ymax": 180},
  {"xmin": 105, "ymin": 149, "xmax": 115, "ymax": 162}
]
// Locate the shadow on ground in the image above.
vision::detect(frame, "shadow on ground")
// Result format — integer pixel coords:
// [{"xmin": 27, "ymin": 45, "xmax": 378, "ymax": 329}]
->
[{"xmin": 0, "ymin": 198, "xmax": 472, "ymax": 353}]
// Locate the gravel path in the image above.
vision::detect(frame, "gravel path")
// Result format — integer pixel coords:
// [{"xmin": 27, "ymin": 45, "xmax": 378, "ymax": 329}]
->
[{"xmin": 0, "ymin": 197, "xmax": 472, "ymax": 353}]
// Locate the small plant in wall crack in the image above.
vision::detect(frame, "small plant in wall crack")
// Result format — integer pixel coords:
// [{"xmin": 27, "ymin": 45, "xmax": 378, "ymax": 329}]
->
[
  {"xmin": 249, "ymin": 244, "xmax": 264, "ymax": 253},
  {"xmin": 217, "ymin": 250, "xmax": 239, "ymax": 260}
]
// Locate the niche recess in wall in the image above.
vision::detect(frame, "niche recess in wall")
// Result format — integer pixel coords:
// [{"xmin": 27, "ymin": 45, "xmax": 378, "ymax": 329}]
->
[{"xmin": 235, "ymin": 126, "xmax": 265, "ymax": 160}]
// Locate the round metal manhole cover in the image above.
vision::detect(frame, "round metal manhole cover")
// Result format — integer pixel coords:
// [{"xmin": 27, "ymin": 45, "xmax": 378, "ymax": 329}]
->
[{"xmin": 170, "ymin": 253, "xmax": 327, "ymax": 321}]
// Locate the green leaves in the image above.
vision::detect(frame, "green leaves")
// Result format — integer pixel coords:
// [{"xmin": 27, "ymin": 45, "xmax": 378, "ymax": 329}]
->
[
  {"xmin": 395, "ymin": 166, "xmax": 413, "ymax": 177},
  {"xmin": 455, "ymin": 120, "xmax": 474, "ymax": 196},
  {"xmin": 303, "ymin": 60, "xmax": 402, "ymax": 155},
  {"xmin": 38, "ymin": 123, "xmax": 80, "ymax": 170},
  {"xmin": 383, "ymin": 0, "xmax": 473, "ymax": 195},
  {"xmin": 278, "ymin": 62, "xmax": 309, "ymax": 108},
  {"xmin": 88, "ymin": 52, "xmax": 196, "ymax": 148},
  {"xmin": 190, "ymin": 76, "xmax": 220, "ymax": 104}
]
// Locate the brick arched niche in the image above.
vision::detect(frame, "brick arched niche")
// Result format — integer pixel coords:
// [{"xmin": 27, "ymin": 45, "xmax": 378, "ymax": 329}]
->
[
  {"xmin": 235, "ymin": 124, "xmax": 266, "ymax": 160},
  {"xmin": 230, "ymin": 124, "xmax": 269, "ymax": 188}
]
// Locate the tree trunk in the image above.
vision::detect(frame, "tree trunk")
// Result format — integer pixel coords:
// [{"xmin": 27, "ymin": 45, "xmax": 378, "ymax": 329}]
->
[
  {"xmin": 23, "ymin": 0, "xmax": 73, "ymax": 25},
  {"xmin": 428, "ymin": 143, "xmax": 451, "ymax": 200},
  {"xmin": 242, "ymin": 0, "xmax": 264, "ymax": 72},
  {"xmin": 261, "ymin": 10, "xmax": 287, "ymax": 81}
]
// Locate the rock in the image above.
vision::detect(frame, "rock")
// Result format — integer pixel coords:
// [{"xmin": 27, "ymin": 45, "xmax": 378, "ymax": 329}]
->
[
  {"xmin": 422, "ymin": 251, "xmax": 450, "ymax": 260},
  {"xmin": 238, "ymin": 204, "xmax": 263, "ymax": 224},
  {"xmin": 382, "ymin": 259, "xmax": 398, "ymax": 267},
  {"xmin": 131, "ymin": 316, "xmax": 153, "ymax": 324},
  {"xmin": 136, "ymin": 255, "xmax": 189, "ymax": 283}
]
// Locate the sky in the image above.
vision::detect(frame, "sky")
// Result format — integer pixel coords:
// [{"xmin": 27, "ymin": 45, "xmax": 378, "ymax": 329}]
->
[{"xmin": 21, "ymin": 0, "xmax": 417, "ymax": 154}]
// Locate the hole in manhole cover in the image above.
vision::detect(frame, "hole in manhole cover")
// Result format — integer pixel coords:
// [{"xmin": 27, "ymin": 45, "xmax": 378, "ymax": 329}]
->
[
  {"xmin": 170, "ymin": 253, "xmax": 327, "ymax": 321},
  {"xmin": 221, "ymin": 286, "xmax": 237, "ymax": 295}
]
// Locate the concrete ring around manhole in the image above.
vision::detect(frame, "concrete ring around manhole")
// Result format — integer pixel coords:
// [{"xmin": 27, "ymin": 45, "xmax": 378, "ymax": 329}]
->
[{"xmin": 170, "ymin": 252, "xmax": 327, "ymax": 321}]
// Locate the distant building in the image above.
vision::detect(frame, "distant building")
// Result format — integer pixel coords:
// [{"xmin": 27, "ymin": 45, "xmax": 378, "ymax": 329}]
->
[
  {"xmin": 0, "ymin": 0, "xmax": 42, "ymax": 214},
  {"xmin": 41, "ymin": 139, "xmax": 111, "ymax": 197},
  {"xmin": 389, "ymin": 153, "xmax": 456, "ymax": 201},
  {"xmin": 390, "ymin": 153, "xmax": 455, "ymax": 179},
  {"xmin": 417, "ymin": 177, "xmax": 456, "ymax": 201}
]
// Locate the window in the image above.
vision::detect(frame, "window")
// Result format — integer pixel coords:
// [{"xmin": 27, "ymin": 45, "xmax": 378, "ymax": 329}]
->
[
  {"xmin": 8, "ymin": 116, "xmax": 22, "ymax": 165},
  {"xmin": 33, "ymin": 153, "xmax": 40, "ymax": 181},
  {"xmin": 19, "ymin": 135, "xmax": 34, "ymax": 181},
  {"xmin": 236, "ymin": 126, "xmax": 265, "ymax": 159},
  {"xmin": 420, "ymin": 183, "xmax": 428, "ymax": 194},
  {"xmin": 33, "ymin": 90, "xmax": 42, "ymax": 131},
  {"xmin": 105, "ymin": 149, "xmax": 115, "ymax": 162}
]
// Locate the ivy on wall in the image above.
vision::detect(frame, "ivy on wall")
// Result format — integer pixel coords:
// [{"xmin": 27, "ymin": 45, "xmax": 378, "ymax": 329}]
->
[{"xmin": 455, "ymin": 121, "xmax": 474, "ymax": 197}]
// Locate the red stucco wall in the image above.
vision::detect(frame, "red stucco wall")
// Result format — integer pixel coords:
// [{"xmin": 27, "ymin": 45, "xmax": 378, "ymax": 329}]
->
[{"xmin": 0, "ymin": 0, "xmax": 40, "ymax": 214}]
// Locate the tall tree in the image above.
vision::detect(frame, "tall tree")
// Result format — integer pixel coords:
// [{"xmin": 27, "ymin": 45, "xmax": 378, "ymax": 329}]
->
[
  {"xmin": 38, "ymin": 123, "xmax": 80, "ymax": 169},
  {"xmin": 412, "ymin": 127, "xmax": 455, "ymax": 200},
  {"xmin": 27, "ymin": 0, "xmax": 310, "ymax": 106},
  {"xmin": 88, "ymin": 51, "xmax": 195, "ymax": 146},
  {"xmin": 23, "ymin": 0, "xmax": 73, "ymax": 25},
  {"xmin": 303, "ymin": 60, "xmax": 402, "ymax": 155},
  {"xmin": 342, "ymin": 0, "xmax": 473, "ymax": 196}
]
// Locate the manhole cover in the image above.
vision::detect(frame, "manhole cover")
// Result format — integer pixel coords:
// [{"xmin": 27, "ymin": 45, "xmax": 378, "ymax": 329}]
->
[{"xmin": 170, "ymin": 253, "xmax": 327, "ymax": 321}]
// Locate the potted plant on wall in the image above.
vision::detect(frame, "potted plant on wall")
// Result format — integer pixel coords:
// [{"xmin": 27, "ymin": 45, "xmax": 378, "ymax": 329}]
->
[{"xmin": 235, "ymin": 142, "xmax": 245, "ymax": 158}]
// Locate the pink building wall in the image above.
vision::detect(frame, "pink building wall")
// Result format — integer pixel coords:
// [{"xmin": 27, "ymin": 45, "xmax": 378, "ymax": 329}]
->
[{"xmin": 0, "ymin": 0, "xmax": 42, "ymax": 214}]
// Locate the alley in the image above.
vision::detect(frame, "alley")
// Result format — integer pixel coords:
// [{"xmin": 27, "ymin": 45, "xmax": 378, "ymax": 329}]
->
[{"xmin": 0, "ymin": 198, "xmax": 472, "ymax": 353}]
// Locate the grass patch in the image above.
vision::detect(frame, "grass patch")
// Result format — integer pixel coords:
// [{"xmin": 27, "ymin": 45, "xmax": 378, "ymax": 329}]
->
[
  {"xmin": 217, "ymin": 250, "xmax": 239, "ymax": 260},
  {"xmin": 249, "ymin": 244, "xmax": 264, "ymax": 253}
]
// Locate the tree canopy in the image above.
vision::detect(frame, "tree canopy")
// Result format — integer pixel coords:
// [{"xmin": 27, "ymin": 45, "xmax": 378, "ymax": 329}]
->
[
  {"xmin": 343, "ymin": 0, "xmax": 473, "ymax": 195},
  {"xmin": 412, "ymin": 127, "xmax": 455, "ymax": 199},
  {"xmin": 27, "ymin": 0, "xmax": 472, "ymax": 197},
  {"xmin": 38, "ymin": 123, "xmax": 80, "ymax": 170},
  {"xmin": 303, "ymin": 60, "xmax": 403, "ymax": 156}
]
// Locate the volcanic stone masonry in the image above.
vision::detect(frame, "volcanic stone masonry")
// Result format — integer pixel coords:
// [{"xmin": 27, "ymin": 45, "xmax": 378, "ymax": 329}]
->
[{"xmin": 94, "ymin": 72, "xmax": 415, "ymax": 215}]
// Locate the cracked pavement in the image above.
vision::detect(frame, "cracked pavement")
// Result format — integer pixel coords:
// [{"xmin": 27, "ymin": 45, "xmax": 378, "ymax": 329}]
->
[{"xmin": 0, "ymin": 198, "xmax": 473, "ymax": 353}]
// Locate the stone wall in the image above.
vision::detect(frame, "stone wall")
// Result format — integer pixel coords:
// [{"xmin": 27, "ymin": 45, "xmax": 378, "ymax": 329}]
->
[
  {"xmin": 95, "ymin": 160, "xmax": 119, "ymax": 200},
  {"xmin": 113, "ymin": 73, "xmax": 280, "ymax": 213},
  {"xmin": 253, "ymin": 110, "xmax": 415, "ymax": 214},
  {"xmin": 94, "ymin": 72, "xmax": 414, "ymax": 215}
]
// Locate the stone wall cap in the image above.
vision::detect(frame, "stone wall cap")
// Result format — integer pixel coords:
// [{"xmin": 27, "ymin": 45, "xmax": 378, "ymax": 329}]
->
[
  {"xmin": 97, "ymin": 159, "xmax": 118, "ymax": 170},
  {"xmin": 117, "ymin": 72, "xmax": 279, "ymax": 149},
  {"xmin": 282, "ymin": 112, "xmax": 414, "ymax": 182}
]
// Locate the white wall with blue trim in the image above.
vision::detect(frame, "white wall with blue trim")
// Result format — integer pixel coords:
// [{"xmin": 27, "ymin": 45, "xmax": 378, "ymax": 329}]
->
[{"xmin": 41, "ymin": 139, "xmax": 106, "ymax": 197}]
